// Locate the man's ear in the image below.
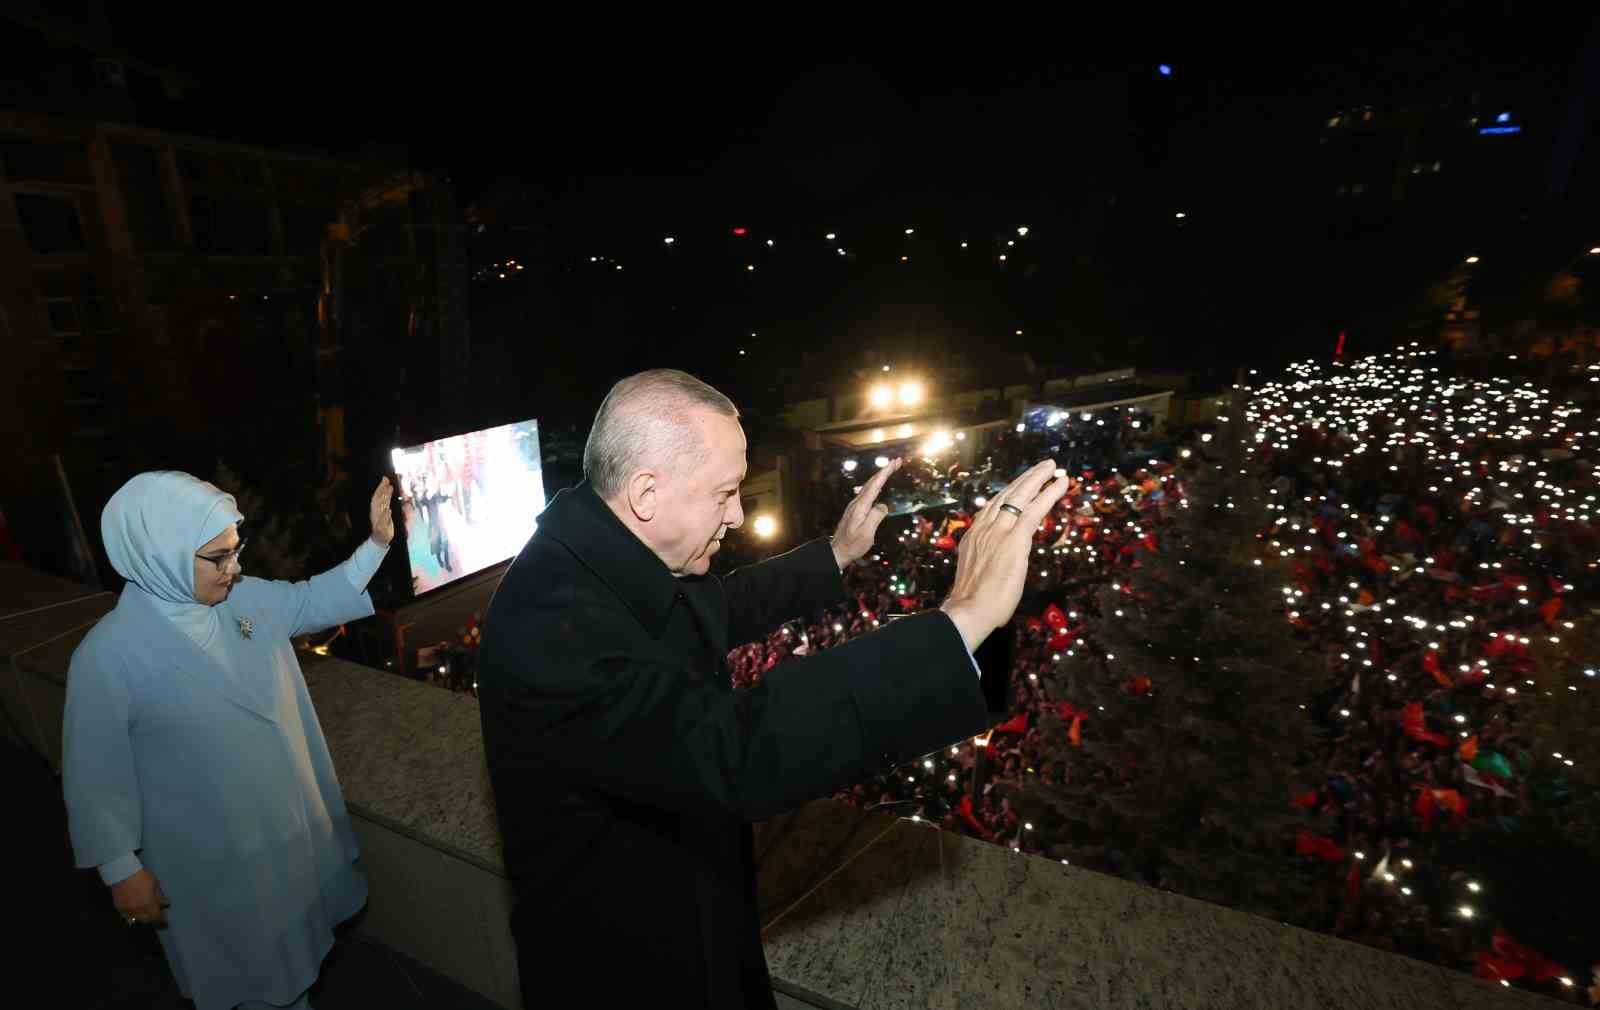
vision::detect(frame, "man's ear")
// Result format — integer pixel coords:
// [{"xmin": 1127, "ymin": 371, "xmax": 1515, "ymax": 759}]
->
[{"xmin": 626, "ymin": 471, "xmax": 658, "ymax": 522}]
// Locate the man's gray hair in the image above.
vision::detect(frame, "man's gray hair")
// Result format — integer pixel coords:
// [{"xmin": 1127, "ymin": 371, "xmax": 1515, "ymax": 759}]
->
[{"xmin": 583, "ymin": 369, "xmax": 740, "ymax": 500}]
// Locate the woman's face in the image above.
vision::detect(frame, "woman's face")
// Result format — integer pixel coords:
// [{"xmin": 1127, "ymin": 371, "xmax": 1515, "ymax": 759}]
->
[{"xmin": 192, "ymin": 525, "xmax": 242, "ymax": 606}]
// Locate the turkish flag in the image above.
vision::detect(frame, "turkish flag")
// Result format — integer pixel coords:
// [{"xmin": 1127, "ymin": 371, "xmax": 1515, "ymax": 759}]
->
[
  {"xmin": 1043, "ymin": 603, "xmax": 1068, "ymax": 629},
  {"xmin": 1539, "ymin": 596, "xmax": 1562, "ymax": 626},
  {"xmin": 1422, "ymin": 650, "xmax": 1453, "ymax": 688},
  {"xmin": 1055, "ymin": 701, "xmax": 1078, "ymax": 722},
  {"xmin": 994, "ymin": 712, "xmax": 1029, "ymax": 735},
  {"xmin": 1458, "ymin": 735, "xmax": 1479, "ymax": 762},
  {"xmin": 1402, "ymin": 702, "xmax": 1451, "ymax": 746},
  {"xmin": 1127, "ymin": 675, "xmax": 1152, "ymax": 696},
  {"xmin": 1295, "ymin": 831, "xmax": 1345, "ymax": 862},
  {"xmin": 935, "ymin": 535, "xmax": 957, "ymax": 551},
  {"xmin": 1047, "ymin": 631, "xmax": 1073, "ymax": 652}
]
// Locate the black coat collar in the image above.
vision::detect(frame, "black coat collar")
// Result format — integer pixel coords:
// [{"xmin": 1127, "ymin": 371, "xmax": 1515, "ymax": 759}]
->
[{"xmin": 537, "ymin": 480, "xmax": 685, "ymax": 639}]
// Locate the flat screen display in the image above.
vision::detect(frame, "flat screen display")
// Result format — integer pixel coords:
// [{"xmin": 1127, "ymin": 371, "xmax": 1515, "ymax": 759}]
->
[{"xmin": 390, "ymin": 418, "xmax": 544, "ymax": 595}]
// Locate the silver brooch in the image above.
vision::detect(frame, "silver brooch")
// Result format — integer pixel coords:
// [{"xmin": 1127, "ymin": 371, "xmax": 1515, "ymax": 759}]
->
[{"xmin": 238, "ymin": 617, "xmax": 253, "ymax": 640}]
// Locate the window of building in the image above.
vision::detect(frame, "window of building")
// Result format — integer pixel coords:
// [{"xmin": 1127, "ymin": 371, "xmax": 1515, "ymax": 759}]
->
[
  {"xmin": 281, "ymin": 204, "xmax": 333, "ymax": 255},
  {"xmin": 113, "ymin": 143, "xmax": 176, "ymax": 251},
  {"xmin": 14, "ymin": 192, "xmax": 86, "ymax": 253},
  {"xmin": 0, "ymin": 136, "xmax": 91, "ymax": 182},
  {"xmin": 190, "ymin": 194, "xmax": 272, "ymax": 255}
]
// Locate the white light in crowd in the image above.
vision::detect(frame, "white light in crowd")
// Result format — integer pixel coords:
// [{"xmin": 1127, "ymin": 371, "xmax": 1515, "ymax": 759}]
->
[
  {"xmin": 663, "ymin": 236, "xmax": 675, "ymax": 245},
  {"xmin": 974, "ymin": 496, "xmax": 988, "ymax": 506},
  {"xmin": 1081, "ymin": 412, "xmax": 1093, "ymax": 421},
  {"xmin": 752, "ymin": 515, "xmax": 777, "ymax": 538},
  {"xmin": 766, "ymin": 239, "xmax": 774, "ymax": 247},
  {"xmin": 1466, "ymin": 255, "xmax": 1480, "ymax": 264},
  {"xmin": 1458, "ymin": 905, "xmax": 1474, "ymax": 919},
  {"xmin": 1015, "ymin": 423, "xmax": 1025, "ymax": 432},
  {"xmin": 870, "ymin": 385, "xmax": 894, "ymax": 410},
  {"xmin": 1175, "ymin": 211, "xmax": 1186, "ymax": 219},
  {"xmin": 961, "ymin": 241, "xmax": 969, "ymax": 248},
  {"xmin": 1467, "ymin": 881, "xmax": 1481, "ymax": 892},
  {"xmin": 826, "ymin": 232, "xmax": 836, "ymax": 240},
  {"xmin": 875, "ymin": 456, "xmax": 890, "ymax": 468},
  {"xmin": 1017, "ymin": 226, "xmax": 1029, "ymax": 236},
  {"xmin": 842, "ymin": 459, "xmax": 858, "ymax": 473},
  {"xmin": 905, "ymin": 228, "xmax": 915, "ymax": 235},
  {"xmin": 898, "ymin": 381, "xmax": 925, "ymax": 406},
  {"xmin": 1181, "ymin": 449, "xmax": 1192, "ymax": 458},
  {"xmin": 955, "ymin": 431, "xmax": 966, "ymax": 440},
  {"xmin": 1201, "ymin": 433, "xmax": 1213, "ymax": 442},
  {"xmin": 837, "ymin": 248, "xmax": 847, "ymax": 256}
]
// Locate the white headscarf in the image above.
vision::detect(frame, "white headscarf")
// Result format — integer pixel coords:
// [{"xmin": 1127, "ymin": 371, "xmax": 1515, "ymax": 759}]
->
[{"xmin": 101, "ymin": 471, "xmax": 245, "ymax": 660}]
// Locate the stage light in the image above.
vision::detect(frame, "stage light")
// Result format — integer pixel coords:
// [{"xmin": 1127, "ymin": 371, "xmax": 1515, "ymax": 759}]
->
[
  {"xmin": 870, "ymin": 385, "xmax": 894, "ymax": 410},
  {"xmin": 898, "ymin": 381, "xmax": 925, "ymax": 406},
  {"xmin": 1158, "ymin": 64, "xmax": 1172, "ymax": 76},
  {"xmin": 752, "ymin": 515, "xmax": 777, "ymax": 538}
]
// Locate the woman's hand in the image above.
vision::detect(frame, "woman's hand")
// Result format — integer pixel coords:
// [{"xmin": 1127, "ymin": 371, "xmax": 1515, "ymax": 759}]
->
[
  {"xmin": 370, "ymin": 476, "xmax": 395, "ymax": 547},
  {"xmin": 110, "ymin": 868, "xmax": 169, "ymax": 928}
]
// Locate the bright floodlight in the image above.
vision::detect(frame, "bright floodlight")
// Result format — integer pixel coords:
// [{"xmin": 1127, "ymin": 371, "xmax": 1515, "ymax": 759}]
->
[
  {"xmin": 752, "ymin": 515, "xmax": 777, "ymax": 538},
  {"xmin": 870, "ymin": 385, "xmax": 894, "ymax": 410},
  {"xmin": 898, "ymin": 381, "xmax": 924, "ymax": 406}
]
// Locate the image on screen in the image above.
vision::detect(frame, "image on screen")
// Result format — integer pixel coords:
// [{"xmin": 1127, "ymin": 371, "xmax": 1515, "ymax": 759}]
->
[{"xmin": 390, "ymin": 419, "xmax": 545, "ymax": 596}]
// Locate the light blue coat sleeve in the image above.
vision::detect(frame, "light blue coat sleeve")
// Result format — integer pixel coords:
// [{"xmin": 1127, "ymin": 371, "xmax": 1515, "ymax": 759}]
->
[
  {"xmin": 62, "ymin": 639, "xmax": 144, "ymax": 874},
  {"xmin": 258, "ymin": 539, "xmax": 389, "ymax": 639},
  {"xmin": 98, "ymin": 851, "xmax": 142, "ymax": 885}
]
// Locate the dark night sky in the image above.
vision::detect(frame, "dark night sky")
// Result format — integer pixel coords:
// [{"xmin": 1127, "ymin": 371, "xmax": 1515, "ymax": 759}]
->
[
  {"xmin": 16, "ymin": 7, "xmax": 1597, "ymax": 408},
  {"xmin": 102, "ymin": 9, "xmax": 1592, "ymax": 208}
]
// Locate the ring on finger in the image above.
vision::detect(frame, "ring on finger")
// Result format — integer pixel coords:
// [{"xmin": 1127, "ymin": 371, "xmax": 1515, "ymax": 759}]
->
[{"xmin": 999, "ymin": 503, "xmax": 1023, "ymax": 517}]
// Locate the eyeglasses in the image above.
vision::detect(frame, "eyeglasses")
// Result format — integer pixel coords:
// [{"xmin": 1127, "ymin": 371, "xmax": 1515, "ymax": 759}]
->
[{"xmin": 196, "ymin": 539, "xmax": 247, "ymax": 569}]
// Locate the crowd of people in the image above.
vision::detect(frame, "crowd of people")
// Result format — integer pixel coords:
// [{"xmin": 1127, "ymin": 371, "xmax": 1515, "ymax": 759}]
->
[{"xmin": 728, "ymin": 355, "xmax": 1598, "ymax": 997}]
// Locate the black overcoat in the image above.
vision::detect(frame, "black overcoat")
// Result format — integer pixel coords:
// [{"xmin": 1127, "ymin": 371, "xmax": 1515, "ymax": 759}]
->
[{"xmin": 477, "ymin": 481, "xmax": 987, "ymax": 1008}]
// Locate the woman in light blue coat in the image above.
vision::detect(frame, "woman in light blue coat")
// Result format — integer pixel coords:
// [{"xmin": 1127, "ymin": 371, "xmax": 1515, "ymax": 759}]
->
[{"xmin": 63, "ymin": 471, "xmax": 395, "ymax": 1010}]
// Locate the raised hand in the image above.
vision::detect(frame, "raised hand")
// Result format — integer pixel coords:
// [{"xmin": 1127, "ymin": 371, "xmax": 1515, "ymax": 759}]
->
[
  {"xmin": 939, "ymin": 459, "xmax": 1069, "ymax": 651},
  {"xmin": 369, "ymin": 476, "xmax": 396, "ymax": 548},
  {"xmin": 831, "ymin": 457, "xmax": 904, "ymax": 570}
]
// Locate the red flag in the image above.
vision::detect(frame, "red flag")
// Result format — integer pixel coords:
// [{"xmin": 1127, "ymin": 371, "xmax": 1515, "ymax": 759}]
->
[
  {"xmin": 1295, "ymin": 831, "xmax": 1345, "ymax": 862},
  {"xmin": 957, "ymin": 795, "xmax": 996, "ymax": 841},
  {"xmin": 1068, "ymin": 713, "xmax": 1084, "ymax": 747},
  {"xmin": 1127, "ymin": 675, "xmax": 1153, "ymax": 696},
  {"xmin": 1539, "ymin": 596, "xmax": 1563, "ymax": 626},
  {"xmin": 1047, "ymin": 631, "xmax": 1073, "ymax": 652},
  {"xmin": 934, "ymin": 535, "xmax": 957, "ymax": 551},
  {"xmin": 1487, "ymin": 928, "xmax": 1569, "ymax": 984},
  {"xmin": 1141, "ymin": 533, "xmax": 1158, "ymax": 552},
  {"xmin": 1415, "ymin": 789, "xmax": 1436, "ymax": 831},
  {"xmin": 1291, "ymin": 790, "xmax": 1320, "ymax": 810},
  {"xmin": 1423, "ymin": 650, "xmax": 1453, "ymax": 688},
  {"xmin": 1025, "ymin": 616, "xmax": 1045, "ymax": 632},
  {"xmin": 1055, "ymin": 701, "xmax": 1078, "ymax": 721},
  {"xmin": 1402, "ymin": 702, "xmax": 1451, "ymax": 746},
  {"xmin": 1042, "ymin": 603, "xmax": 1068, "ymax": 629},
  {"xmin": 1458, "ymin": 735, "xmax": 1479, "ymax": 762},
  {"xmin": 994, "ymin": 712, "xmax": 1029, "ymax": 735}
]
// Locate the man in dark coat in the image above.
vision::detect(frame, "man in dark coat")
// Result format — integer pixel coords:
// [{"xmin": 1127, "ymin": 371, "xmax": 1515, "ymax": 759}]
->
[{"xmin": 477, "ymin": 369, "xmax": 1067, "ymax": 1008}]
